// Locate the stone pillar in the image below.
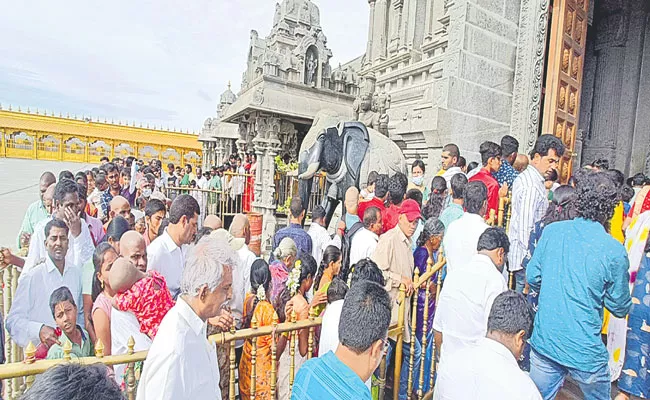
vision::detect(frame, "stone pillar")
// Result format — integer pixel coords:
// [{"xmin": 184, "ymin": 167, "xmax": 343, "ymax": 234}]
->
[
  {"xmin": 509, "ymin": 0, "xmax": 551, "ymax": 152},
  {"xmin": 215, "ymin": 139, "xmax": 224, "ymax": 166},
  {"xmin": 252, "ymin": 115, "xmax": 282, "ymax": 256},
  {"xmin": 424, "ymin": 0, "xmax": 435, "ymax": 41},
  {"xmin": 389, "ymin": 1, "xmax": 404, "ymax": 53},
  {"xmin": 373, "ymin": 0, "xmax": 388, "ymax": 62},
  {"xmin": 366, "ymin": 0, "xmax": 376, "ymax": 67},
  {"xmin": 201, "ymin": 142, "xmax": 209, "ymax": 170},
  {"xmin": 398, "ymin": 0, "xmax": 409, "ymax": 51}
]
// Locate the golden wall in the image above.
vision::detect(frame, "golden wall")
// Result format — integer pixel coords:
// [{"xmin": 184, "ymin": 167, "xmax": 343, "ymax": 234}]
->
[{"xmin": 0, "ymin": 109, "xmax": 202, "ymax": 167}]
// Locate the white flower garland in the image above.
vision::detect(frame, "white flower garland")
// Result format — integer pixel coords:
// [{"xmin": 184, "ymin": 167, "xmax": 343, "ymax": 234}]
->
[{"xmin": 287, "ymin": 260, "xmax": 302, "ymax": 296}]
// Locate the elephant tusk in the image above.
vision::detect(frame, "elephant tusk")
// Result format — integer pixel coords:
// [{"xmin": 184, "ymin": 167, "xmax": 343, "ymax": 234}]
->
[{"xmin": 298, "ymin": 163, "xmax": 320, "ymax": 180}]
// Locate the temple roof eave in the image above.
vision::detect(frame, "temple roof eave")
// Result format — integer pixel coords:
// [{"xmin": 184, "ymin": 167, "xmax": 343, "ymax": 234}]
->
[
  {"xmin": 222, "ymin": 75, "xmax": 356, "ymax": 125},
  {"xmin": 198, "ymin": 121, "xmax": 239, "ymax": 142}
]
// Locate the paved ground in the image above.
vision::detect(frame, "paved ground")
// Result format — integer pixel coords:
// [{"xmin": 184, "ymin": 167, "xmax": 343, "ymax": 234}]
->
[{"xmin": 0, "ymin": 158, "xmax": 95, "ymax": 249}]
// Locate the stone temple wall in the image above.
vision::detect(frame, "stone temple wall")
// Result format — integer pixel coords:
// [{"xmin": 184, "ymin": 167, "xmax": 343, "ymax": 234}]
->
[{"xmin": 435, "ymin": 0, "xmax": 521, "ymax": 163}]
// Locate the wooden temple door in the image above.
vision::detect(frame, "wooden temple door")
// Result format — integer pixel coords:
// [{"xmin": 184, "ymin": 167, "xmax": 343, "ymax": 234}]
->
[{"xmin": 541, "ymin": 0, "xmax": 590, "ymax": 182}]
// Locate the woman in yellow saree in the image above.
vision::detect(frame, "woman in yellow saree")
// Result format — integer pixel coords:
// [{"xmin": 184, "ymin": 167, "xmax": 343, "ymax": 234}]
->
[{"xmin": 239, "ymin": 260, "xmax": 275, "ymax": 400}]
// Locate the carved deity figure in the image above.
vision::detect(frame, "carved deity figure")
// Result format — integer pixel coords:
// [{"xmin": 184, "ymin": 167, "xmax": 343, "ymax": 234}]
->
[
  {"xmin": 305, "ymin": 53, "xmax": 317, "ymax": 85},
  {"xmin": 353, "ymin": 93, "xmax": 390, "ymax": 136}
]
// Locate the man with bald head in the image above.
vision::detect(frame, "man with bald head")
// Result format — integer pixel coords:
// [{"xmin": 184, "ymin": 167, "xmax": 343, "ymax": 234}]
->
[
  {"xmin": 203, "ymin": 215, "xmax": 222, "ymax": 230},
  {"xmin": 513, "ymin": 154, "xmax": 529, "ymax": 174},
  {"xmin": 17, "ymin": 171, "xmax": 56, "ymax": 249},
  {"xmin": 43, "ymin": 185, "xmax": 56, "ymax": 216},
  {"xmin": 120, "ymin": 231, "xmax": 148, "ymax": 272},
  {"xmin": 105, "ymin": 196, "xmax": 131, "ymax": 230}
]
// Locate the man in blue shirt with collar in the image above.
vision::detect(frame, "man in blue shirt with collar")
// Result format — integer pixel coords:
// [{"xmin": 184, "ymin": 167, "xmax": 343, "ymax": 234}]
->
[
  {"xmin": 527, "ymin": 171, "xmax": 632, "ymax": 400},
  {"xmin": 273, "ymin": 197, "xmax": 312, "ymax": 256},
  {"xmin": 292, "ymin": 280, "xmax": 391, "ymax": 400}
]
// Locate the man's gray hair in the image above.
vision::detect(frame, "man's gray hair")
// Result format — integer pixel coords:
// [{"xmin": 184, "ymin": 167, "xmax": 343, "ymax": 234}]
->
[{"xmin": 180, "ymin": 236, "xmax": 238, "ymax": 296}]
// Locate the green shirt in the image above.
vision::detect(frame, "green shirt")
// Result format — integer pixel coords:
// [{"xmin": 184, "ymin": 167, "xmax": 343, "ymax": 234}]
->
[
  {"xmin": 209, "ymin": 176, "xmax": 222, "ymax": 191},
  {"xmin": 47, "ymin": 326, "xmax": 93, "ymax": 360},
  {"xmin": 17, "ymin": 200, "xmax": 49, "ymax": 249},
  {"xmin": 439, "ymin": 203, "xmax": 465, "ymax": 231}
]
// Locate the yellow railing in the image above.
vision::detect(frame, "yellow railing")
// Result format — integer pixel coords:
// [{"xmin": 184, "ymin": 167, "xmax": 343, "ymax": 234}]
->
[
  {"xmin": 0, "ymin": 256, "xmax": 446, "ymax": 399},
  {"xmin": 489, "ymin": 195, "xmax": 515, "ymax": 290},
  {"xmin": 0, "ymin": 109, "xmax": 202, "ymax": 168},
  {"xmin": 274, "ymin": 172, "xmax": 327, "ymax": 217}
]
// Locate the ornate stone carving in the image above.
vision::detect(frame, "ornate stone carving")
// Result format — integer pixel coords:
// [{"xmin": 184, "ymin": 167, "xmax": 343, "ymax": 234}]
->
[
  {"xmin": 352, "ymin": 92, "xmax": 391, "ymax": 136},
  {"xmin": 253, "ymin": 87, "xmax": 264, "ymax": 106},
  {"xmin": 509, "ymin": 0, "xmax": 550, "ymax": 151}
]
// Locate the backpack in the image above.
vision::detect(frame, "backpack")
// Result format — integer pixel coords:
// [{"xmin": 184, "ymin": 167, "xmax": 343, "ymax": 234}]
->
[{"xmin": 340, "ymin": 219, "xmax": 364, "ymax": 282}]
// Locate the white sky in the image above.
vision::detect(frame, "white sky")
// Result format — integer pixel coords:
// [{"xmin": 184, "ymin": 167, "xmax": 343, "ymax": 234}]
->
[{"xmin": 0, "ymin": 0, "xmax": 368, "ymax": 132}]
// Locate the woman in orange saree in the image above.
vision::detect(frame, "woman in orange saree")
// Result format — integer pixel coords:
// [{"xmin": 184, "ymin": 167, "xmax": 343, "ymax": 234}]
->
[{"xmin": 239, "ymin": 260, "xmax": 275, "ymax": 400}]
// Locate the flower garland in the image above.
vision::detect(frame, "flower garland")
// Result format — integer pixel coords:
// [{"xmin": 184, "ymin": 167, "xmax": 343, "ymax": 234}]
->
[
  {"xmin": 287, "ymin": 260, "xmax": 302, "ymax": 296},
  {"xmin": 256, "ymin": 284, "xmax": 266, "ymax": 302}
]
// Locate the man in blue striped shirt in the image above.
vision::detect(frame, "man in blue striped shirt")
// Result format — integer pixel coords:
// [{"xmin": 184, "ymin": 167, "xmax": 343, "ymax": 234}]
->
[{"xmin": 508, "ymin": 135, "xmax": 564, "ymax": 292}]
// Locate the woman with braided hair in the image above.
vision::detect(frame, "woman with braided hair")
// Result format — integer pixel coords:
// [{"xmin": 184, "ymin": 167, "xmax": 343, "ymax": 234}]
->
[
  {"xmin": 312, "ymin": 245, "xmax": 342, "ymax": 316},
  {"xmin": 277, "ymin": 254, "xmax": 326, "ymax": 400},
  {"xmin": 239, "ymin": 259, "xmax": 275, "ymax": 400},
  {"xmin": 421, "ymin": 176, "xmax": 448, "ymax": 221}
]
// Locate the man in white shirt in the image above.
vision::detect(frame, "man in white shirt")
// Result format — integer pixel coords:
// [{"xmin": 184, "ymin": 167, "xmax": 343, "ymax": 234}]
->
[
  {"xmin": 350, "ymin": 206, "xmax": 383, "ymax": 267},
  {"xmin": 147, "ymin": 194, "xmax": 199, "ymax": 299},
  {"xmin": 508, "ymin": 134, "xmax": 564, "ymax": 292},
  {"xmin": 433, "ymin": 227, "xmax": 509, "ymax": 366},
  {"xmin": 434, "ymin": 291, "xmax": 541, "ymax": 400},
  {"xmin": 436, "ymin": 144, "xmax": 465, "ymax": 189},
  {"xmin": 24, "ymin": 178, "xmax": 95, "ymax": 276},
  {"xmin": 442, "ymin": 181, "xmax": 489, "ymax": 271},
  {"xmin": 308, "ymin": 206, "xmax": 342, "ymax": 265},
  {"xmin": 7, "ymin": 218, "xmax": 84, "ymax": 348},
  {"xmin": 137, "ymin": 236, "xmax": 236, "ymax": 400}
]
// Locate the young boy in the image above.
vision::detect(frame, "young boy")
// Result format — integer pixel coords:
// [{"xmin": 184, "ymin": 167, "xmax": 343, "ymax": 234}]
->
[
  {"xmin": 46, "ymin": 287, "xmax": 93, "ymax": 360},
  {"xmin": 360, "ymin": 171, "xmax": 379, "ymax": 201}
]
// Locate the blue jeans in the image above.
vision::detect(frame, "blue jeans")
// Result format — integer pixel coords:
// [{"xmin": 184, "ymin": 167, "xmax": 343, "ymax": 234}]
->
[
  {"xmin": 529, "ymin": 348, "xmax": 610, "ymax": 400},
  {"xmin": 514, "ymin": 269, "xmax": 526, "ymax": 293},
  {"xmin": 385, "ymin": 338, "xmax": 422, "ymax": 400}
]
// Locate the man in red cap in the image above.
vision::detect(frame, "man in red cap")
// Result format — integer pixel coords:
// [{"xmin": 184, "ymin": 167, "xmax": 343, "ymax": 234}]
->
[{"xmin": 371, "ymin": 198, "xmax": 421, "ymax": 400}]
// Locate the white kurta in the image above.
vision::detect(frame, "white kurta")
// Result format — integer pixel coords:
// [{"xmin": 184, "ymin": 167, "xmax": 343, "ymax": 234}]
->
[
  {"xmin": 434, "ymin": 337, "xmax": 542, "ymax": 400},
  {"xmin": 307, "ymin": 223, "xmax": 342, "ymax": 265},
  {"xmin": 349, "ymin": 227, "xmax": 379, "ymax": 266},
  {"xmin": 137, "ymin": 298, "xmax": 220, "ymax": 400},
  {"xmin": 442, "ymin": 213, "xmax": 489, "ymax": 272},
  {"xmin": 147, "ymin": 229, "xmax": 187, "ymax": 299},
  {"xmin": 6, "ymin": 257, "xmax": 84, "ymax": 347},
  {"xmin": 432, "ymin": 254, "xmax": 507, "ymax": 366},
  {"xmin": 111, "ymin": 309, "xmax": 152, "ymax": 386}
]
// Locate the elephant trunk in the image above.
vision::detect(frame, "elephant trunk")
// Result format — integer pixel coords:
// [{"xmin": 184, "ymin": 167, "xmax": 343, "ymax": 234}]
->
[{"xmin": 297, "ymin": 137, "xmax": 323, "ymax": 181}]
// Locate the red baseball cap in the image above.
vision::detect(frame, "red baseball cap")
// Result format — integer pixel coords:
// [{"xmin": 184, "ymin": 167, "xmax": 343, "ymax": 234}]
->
[{"xmin": 399, "ymin": 199, "xmax": 421, "ymax": 222}]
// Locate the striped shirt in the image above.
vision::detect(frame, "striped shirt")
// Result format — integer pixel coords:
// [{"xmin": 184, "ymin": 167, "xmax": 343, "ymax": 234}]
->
[{"xmin": 507, "ymin": 165, "xmax": 548, "ymax": 272}]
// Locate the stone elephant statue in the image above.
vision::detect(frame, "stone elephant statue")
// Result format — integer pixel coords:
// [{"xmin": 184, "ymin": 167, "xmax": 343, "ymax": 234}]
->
[{"xmin": 298, "ymin": 111, "xmax": 406, "ymax": 226}]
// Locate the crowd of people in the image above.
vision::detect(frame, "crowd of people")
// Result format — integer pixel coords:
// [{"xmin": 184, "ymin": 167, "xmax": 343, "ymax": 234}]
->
[{"xmin": 2, "ymin": 131, "xmax": 650, "ymax": 400}]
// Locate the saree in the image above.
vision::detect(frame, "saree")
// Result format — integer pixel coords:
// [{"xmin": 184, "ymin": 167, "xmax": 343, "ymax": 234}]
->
[
  {"xmin": 239, "ymin": 294, "xmax": 275, "ymax": 400},
  {"xmin": 607, "ymin": 211, "xmax": 650, "ymax": 381},
  {"xmin": 277, "ymin": 295, "xmax": 309, "ymax": 400}
]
